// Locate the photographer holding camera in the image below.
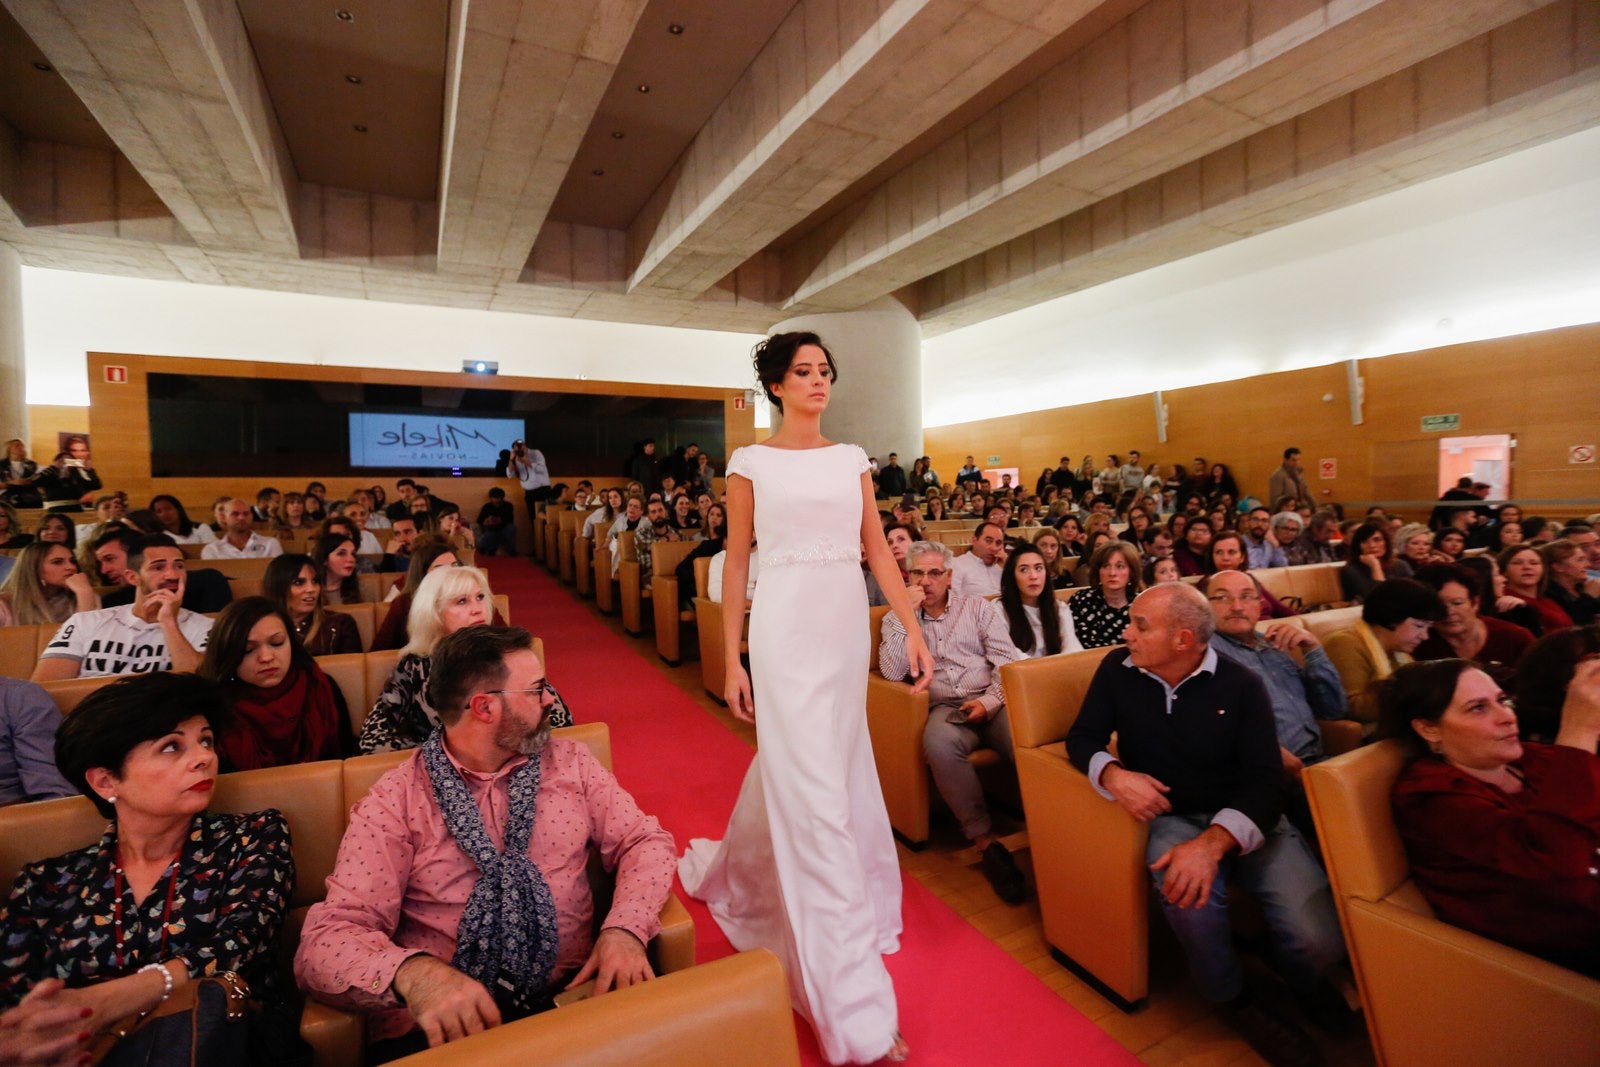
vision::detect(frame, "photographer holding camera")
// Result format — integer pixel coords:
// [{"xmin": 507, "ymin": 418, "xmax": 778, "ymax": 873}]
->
[{"xmin": 507, "ymin": 438, "xmax": 553, "ymax": 528}]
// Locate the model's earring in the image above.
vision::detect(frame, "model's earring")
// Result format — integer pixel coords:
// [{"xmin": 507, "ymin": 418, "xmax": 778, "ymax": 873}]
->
[{"xmin": 1427, "ymin": 740, "xmax": 1443, "ymax": 755}]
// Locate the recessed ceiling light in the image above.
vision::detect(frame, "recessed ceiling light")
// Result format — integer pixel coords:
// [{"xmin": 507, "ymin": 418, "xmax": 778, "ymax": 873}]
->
[
  {"xmin": 636, "ymin": 84, "xmax": 650, "ymax": 93},
  {"xmin": 353, "ymin": 123, "xmax": 368, "ymax": 133},
  {"xmin": 592, "ymin": 169, "xmax": 605, "ymax": 176},
  {"xmin": 345, "ymin": 74, "xmax": 362, "ymax": 84},
  {"xmin": 668, "ymin": 24, "xmax": 684, "ymax": 35},
  {"xmin": 32, "ymin": 61, "xmax": 52, "ymax": 72},
  {"xmin": 610, "ymin": 131, "xmax": 624, "ymax": 139},
  {"xmin": 335, "ymin": 9, "xmax": 354, "ymax": 21}
]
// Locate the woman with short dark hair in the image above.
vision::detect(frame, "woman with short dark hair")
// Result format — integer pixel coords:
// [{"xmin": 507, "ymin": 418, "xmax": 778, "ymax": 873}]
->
[
  {"xmin": 0, "ymin": 673, "xmax": 296, "ymax": 1046},
  {"xmin": 197, "ymin": 596, "xmax": 352, "ymax": 771},
  {"xmin": 1380, "ymin": 657, "xmax": 1600, "ymax": 977},
  {"xmin": 1068, "ymin": 539, "xmax": 1145, "ymax": 649},
  {"xmin": 1324, "ymin": 578, "xmax": 1443, "ymax": 731}
]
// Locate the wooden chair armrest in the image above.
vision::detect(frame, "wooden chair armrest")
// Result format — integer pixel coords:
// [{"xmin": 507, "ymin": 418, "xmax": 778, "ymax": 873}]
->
[
  {"xmin": 300, "ymin": 998, "xmax": 364, "ymax": 1067},
  {"xmin": 650, "ymin": 892, "xmax": 696, "ymax": 976}
]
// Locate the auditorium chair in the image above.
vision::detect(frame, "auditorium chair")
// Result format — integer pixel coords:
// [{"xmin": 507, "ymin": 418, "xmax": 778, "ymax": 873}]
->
[
  {"xmin": 864, "ymin": 604, "xmax": 1021, "ymax": 847},
  {"xmin": 385, "ymin": 950, "xmax": 798, "ymax": 1067},
  {"xmin": 557, "ymin": 508, "xmax": 596, "ymax": 585},
  {"xmin": 651, "ymin": 543, "xmax": 704, "ymax": 666},
  {"xmin": 619, "ymin": 537, "xmax": 696, "ymax": 639},
  {"xmin": 530, "ymin": 508, "xmax": 546, "ymax": 564},
  {"xmin": 593, "ymin": 537, "xmax": 617, "ymax": 615},
  {"xmin": 574, "ymin": 526, "xmax": 595, "ymax": 598},
  {"xmin": 0, "ymin": 722, "xmax": 697, "ymax": 1067},
  {"xmin": 543, "ymin": 507, "xmax": 561, "ymax": 575},
  {"xmin": 694, "ymin": 558, "xmax": 747, "ymax": 706},
  {"xmin": 326, "ymin": 602, "xmax": 377, "ymax": 651},
  {"xmin": 1304, "ymin": 742, "xmax": 1600, "ymax": 1066},
  {"xmin": 0, "ymin": 623, "xmax": 39, "ymax": 678}
]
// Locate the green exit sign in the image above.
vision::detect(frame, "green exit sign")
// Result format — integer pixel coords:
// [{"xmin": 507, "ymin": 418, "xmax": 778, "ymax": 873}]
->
[
  {"xmin": 1421, "ymin": 414, "xmax": 1461, "ymax": 433},
  {"xmin": 987, "ymin": 455, "xmax": 1001, "ymax": 464}
]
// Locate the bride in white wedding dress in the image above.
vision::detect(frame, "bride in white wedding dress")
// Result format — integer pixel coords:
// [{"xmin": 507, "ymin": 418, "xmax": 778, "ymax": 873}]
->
[{"xmin": 679, "ymin": 333, "xmax": 934, "ymax": 1064}]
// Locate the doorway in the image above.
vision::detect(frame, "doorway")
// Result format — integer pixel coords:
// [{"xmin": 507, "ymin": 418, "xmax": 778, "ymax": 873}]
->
[{"xmin": 1439, "ymin": 434, "xmax": 1513, "ymax": 500}]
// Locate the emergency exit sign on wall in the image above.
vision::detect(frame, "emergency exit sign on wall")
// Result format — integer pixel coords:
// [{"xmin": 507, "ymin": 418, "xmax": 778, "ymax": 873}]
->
[{"xmin": 1420, "ymin": 413, "xmax": 1460, "ymax": 432}]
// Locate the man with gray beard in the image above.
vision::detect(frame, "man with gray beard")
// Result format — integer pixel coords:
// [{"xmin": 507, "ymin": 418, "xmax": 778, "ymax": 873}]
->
[{"xmin": 296, "ymin": 626, "xmax": 675, "ymax": 1059}]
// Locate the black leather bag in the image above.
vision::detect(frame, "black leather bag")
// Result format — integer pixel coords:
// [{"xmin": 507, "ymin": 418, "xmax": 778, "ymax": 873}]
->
[{"xmin": 92, "ymin": 972, "xmax": 252, "ymax": 1067}]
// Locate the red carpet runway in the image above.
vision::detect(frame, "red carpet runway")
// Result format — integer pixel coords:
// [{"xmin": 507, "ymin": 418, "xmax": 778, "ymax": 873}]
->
[{"xmin": 484, "ymin": 556, "xmax": 1138, "ymax": 1066}]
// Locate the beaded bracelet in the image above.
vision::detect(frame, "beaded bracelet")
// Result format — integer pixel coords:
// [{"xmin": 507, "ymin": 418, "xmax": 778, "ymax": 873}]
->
[{"xmin": 138, "ymin": 962, "xmax": 173, "ymax": 1004}]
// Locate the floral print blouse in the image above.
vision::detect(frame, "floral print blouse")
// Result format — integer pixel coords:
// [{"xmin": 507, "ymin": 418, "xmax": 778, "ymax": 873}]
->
[
  {"xmin": 356, "ymin": 654, "xmax": 575, "ymax": 755},
  {"xmin": 1, "ymin": 810, "xmax": 293, "ymax": 1010}
]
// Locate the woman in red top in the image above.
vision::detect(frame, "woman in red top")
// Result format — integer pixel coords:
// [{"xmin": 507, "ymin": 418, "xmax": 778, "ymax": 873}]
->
[
  {"xmin": 1381, "ymin": 657, "xmax": 1600, "ymax": 977},
  {"xmin": 1498, "ymin": 544, "xmax": 1573, "ymax": 635}
]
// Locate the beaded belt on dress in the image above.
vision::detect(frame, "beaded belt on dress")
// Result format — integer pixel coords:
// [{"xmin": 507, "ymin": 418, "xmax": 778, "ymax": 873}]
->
[{"xmin": 761, "ymin": 542, "xmax": 859, "ymax": 568}]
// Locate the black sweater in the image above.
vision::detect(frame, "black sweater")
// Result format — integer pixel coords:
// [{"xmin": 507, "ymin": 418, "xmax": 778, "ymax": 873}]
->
[{"xmin": 1067, "ymin": 647, "xmax": 1284, "ymax": 837}]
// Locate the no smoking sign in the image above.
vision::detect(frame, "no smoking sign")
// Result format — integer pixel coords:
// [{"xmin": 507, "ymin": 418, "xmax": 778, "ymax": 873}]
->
[{"xmin": 1570, "ymin": 444, "xmax": 1596, "ymax": 465}]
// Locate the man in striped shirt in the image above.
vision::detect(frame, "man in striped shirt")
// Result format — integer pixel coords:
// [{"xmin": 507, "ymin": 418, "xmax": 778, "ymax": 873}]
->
[{"xmin": 879, "ymin": 540, "xmax": 1026, "ymax": 904}]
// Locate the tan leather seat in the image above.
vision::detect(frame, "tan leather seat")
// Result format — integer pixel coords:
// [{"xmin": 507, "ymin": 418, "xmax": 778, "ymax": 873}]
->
[
  {"xmin": 39, "ymin": 675, "xmax": 114, "ymax": 713},
  {"xmin": 997, "ymin": 648, "xmax": 1144, "ymax": 1006},
  {"xmin": 315, "ymin": 653, "xmax": 369, "ymax": 734},
  {"xmin": 326, "ymin": 602, "xmax": 376, "ymax": 651},
  {"xmin": 593, "ymin": 541, "xmax": 616, "ymax": 615},
  {"xmin": 574, "ymin": 528, "xmax": 595, "ymax": 598},
  {"xmin": 385, "ymin": 950, "xmax": 799, "ymax": 1067},
  {"xmin": 1301, "ymin": 605, "xmax": 1361, "ymax": 642},
  {"xmin": 191, "ymin": 558, "xmax": 271, "ymax": 580},
  {"xmin": 0, "ymin": 623, "xmax": 42, "ymax": 679},
  {"xmin": 557, "ymin": 509, "xmax": 595, "ymax": 585},
  {"xmin": 1286, "ymin": 563, "xmax": 1345, "ymax": 609},
  {"xmin": 1305, "ymin": 742, "xmax": 1600, "ymax": 1065},
  {"xmin": 650, "ymin": 541, "xmax": 700, "ymax": 666}
]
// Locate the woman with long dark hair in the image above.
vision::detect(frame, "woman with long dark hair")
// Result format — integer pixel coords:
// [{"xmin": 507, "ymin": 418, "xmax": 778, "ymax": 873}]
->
[
  {"xmin": 196, "ymin": 596, "xmax": 352, "ymax": 770},
  {"xmin": 998, "ymin": 542, "xmax": 1082, "ymax": 658},
  {"xmin": 262, "ymin": 552, "xmax": 362, "ymax": 655},
  {"xmin": 149, "ymin": 493, "xmax": 216, "ymax": 545},
  {"xmin": 311, "ymin": 533, "xmax": 363, "ymax": 606}
]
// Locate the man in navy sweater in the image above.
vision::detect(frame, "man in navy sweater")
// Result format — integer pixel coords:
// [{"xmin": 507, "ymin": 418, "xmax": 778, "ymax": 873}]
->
[{"xmin": 1067, "ymin": 583, "xmax": 1347, "ymax": 1066}]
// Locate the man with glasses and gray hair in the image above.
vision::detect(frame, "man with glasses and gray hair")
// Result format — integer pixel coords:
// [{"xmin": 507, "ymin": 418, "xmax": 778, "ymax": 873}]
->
[
  {"xmin": 296, "ymin": 625, "xmax": 675, "ymax": 1060},
  {"xmin": 879, "ymin": 540, "xmax": 1026, "ymax": 904}
]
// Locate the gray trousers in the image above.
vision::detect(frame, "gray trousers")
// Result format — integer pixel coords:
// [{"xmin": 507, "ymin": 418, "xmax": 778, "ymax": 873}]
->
[{"xmin": 923, "ymin": 703, "xmax": 1014, "ymax": 841}]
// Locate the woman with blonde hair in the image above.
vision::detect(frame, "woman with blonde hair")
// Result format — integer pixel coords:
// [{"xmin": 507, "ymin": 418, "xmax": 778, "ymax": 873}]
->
[
  {"xmin": 356, "ymin": 565, "xmax": 571, "ymax": 753},
  {"xmin": 0, "ymin": 540, "xmax": 99, "ymax": 626}
]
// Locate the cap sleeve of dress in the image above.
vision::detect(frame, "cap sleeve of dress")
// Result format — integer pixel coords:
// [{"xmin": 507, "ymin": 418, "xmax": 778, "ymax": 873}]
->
[
  {"xmin": 848, "ymin": 444, "xmax": 871, "ymax": 475},
  {"xmin": 725, "ymin": 446, "xmax": 755, "ymax": 481}
]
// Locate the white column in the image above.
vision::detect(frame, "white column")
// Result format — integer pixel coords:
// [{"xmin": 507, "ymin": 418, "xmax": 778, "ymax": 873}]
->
[
  {"xmin": 770, "ymin": 296, "xmax": 922, "ymax": 466},
  {"xmin": 0, "ymin": 246, "xmax": 24, "ymax": 440}
]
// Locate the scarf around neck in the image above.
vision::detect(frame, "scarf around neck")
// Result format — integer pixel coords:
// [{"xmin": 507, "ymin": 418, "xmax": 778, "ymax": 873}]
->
[{"xmin": 420, "ymin": 729, "xmax": 561, "ymax": 1014}]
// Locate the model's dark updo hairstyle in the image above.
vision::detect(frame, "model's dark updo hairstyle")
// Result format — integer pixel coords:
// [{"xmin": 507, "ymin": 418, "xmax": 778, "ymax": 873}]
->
[{"xmin": 752, "ymin": 331, "xmax": 836, "ymax": 413}]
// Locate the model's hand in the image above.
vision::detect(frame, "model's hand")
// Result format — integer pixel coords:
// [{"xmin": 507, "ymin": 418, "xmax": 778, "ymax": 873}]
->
[
  {"xmin": 1102, "ymin": 764, "xmax": 1172, "ymax": 822},
  {"xmin": 393, "ymin": 955, "xmax": 501, "ymax": 1048},
  {"xmin": 0, "ymin": 980, "xmax": 92, "ymax": 1067},
  {"xmin": 567, "ymin": 928, "xmax": 652, "ymax": 995},
  {"xmin": 906, "ymin": 633, "xmax": 935, "ymax": 695},
  {"xmin": 726, "ymin": 664, "xmax": 755, "ymax": 723},
  {"xmin": 1150, "ymin": 833, "xmax": 1226, "ymax": 909}
]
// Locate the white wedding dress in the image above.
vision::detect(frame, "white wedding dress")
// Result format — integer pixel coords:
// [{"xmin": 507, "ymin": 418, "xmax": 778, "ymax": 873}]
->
[{"xmin": 679, "ymin": 442, "xmax": 903, "ymax": 1065}]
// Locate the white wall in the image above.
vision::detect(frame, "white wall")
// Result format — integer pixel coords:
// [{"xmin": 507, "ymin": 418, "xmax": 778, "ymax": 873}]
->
[
  {"xmin": 22, "ymin": 272, "xmax": 765, "ymax": 406},
  {"xmin": 0, "ymin": 245, "xmax": 24, "ymax": 436},
  {"xmin": 921, "ymin": 125, "xmax": 1600, "ymax": 428}
]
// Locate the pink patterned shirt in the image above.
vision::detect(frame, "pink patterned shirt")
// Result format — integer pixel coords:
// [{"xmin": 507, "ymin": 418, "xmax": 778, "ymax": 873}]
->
[{"xmin": 293, "ymin": 738, "xmax": 675, "ymax": 1041}]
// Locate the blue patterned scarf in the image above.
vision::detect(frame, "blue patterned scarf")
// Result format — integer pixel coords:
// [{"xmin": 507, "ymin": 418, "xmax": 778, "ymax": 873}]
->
[{"xmin": 421, "ymin": 728, "xmax": 561, "ymax": 1014}]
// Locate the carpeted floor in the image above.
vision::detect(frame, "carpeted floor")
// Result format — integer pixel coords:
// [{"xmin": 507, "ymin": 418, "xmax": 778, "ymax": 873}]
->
[{"xmin": 484, "ymin": 557, "xmax": 1140, "ymax": 1066}]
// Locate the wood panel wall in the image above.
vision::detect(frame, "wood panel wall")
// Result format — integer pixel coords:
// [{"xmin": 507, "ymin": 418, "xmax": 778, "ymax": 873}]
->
[{"xmin": 925, "ymin": 323, "xmax": 1600, "ymax": 512}]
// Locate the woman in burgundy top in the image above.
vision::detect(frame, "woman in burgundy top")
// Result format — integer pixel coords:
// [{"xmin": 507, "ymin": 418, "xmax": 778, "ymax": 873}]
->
[
  {"xmin": 1410, "ymin": 562, "xmax": 1535, "ymax": 689},
  {"xmin": 1498, "ymin": 544, "xmax": 1573, "ymax": 636},
  {"xmin": 1381, "ymin": 657, "xmax": 1600, "ymax": 977}
]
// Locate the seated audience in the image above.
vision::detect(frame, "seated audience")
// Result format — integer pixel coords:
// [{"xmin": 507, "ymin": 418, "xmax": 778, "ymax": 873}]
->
[
  {"xmin": 432, "ymin": 504, "xmax": 474, "ymax": 554},
  {"xmin": 1066, "ymin": 583, "xmax": 1348, "ymax": 1060},
  {"xmin": 1031, "ymin": 529, "xmax": 1073, "ymax": 589},
  {"xmin": 263, "ymin": 552, "xmax": 362, "ymax": 655},
  {"xmin": 96, "ymin": 527, "xmax": 232, "ymax": 614},
  {"xmin": 196, "ymin": 596, "xmax": 353, "ymax": 771},
  {"xmin": 251, "ymin": 487, "xmax": 281, "ymax": 524},
  {"xmin": 1, "ymin": 439, "xmax": 40, "ymax": 509},
  {"xmin": 0, "ymin": 502, "xmax": 30, "ymax": 549},
  {"xmin": 1459, "ymin": 553, "xmax": 1543, "ymax": 634},
  {"xmin": 73, "ymin": 494, "xmax": 125, "ymax": 546},
  {"xmin": 0, "ymin": 678, "xmax": 76, "ymax": 804},
  {"xmin": 670, "ymin": 493, "xmax": 701, "ymax": 536},
  {"xmin": 0, "ymin": 673, "xmax": 296, "ymax": 1046},
  {"xmin": 1498, "ymin": 543, "xmax": 1572, "ymax": 635},
  {"xmin": 1144, "ymin": 557, "xmax": 1180, "ymax": 585},
  {"xmin": 34, "ymin": 448, "xmax": 101, "ymax": 511},
  {"xmin": 1055, "ymin": 515, "xmax": 1086, "ymax": 557},
  {"xmin": 296, "ymin": 626, "xmax": 673, "ymax": 1057},
  {"xmin": 632, "ymin": 498, "xmax": 682, "ymax": 586},
  {"xmin": 1542, "ymin": 538, "xmax": 1600, "ymax": 626},
  {"xmin": 998, "ymin": 543, "xmax": 1082, "ymax": 658},
  {"xmin": 1323, "ymin": 577, "xmax": 1442, "ymax": 732},
  {"xmin": 1269, "ymin": 512, "xmax": 1302, "ymax": 554},
  {"xmin": 606, "ymin": 496, "xmax": 646, "ymax": 580},
  {"xmin": 924, "ymin": 495, "xmax": 948, "ymax": 522},
  {"xmin": 1410, "ymin": 563, "xmax": 1535, "ymax": 688},
  {"xmin": 1241, "ymin": 507, "xmax": 1287, "ymax": 570},
  {"xmin": 148, "ymin": 493, "xmax": 215, "ymax": 544},
  {"xmin": 1207, "ymin": 531, "xmax": 1295, "ymax": 618},
  {"xmin": 385, "ymin": 478, "xmax": 419, "ymax": 522},
  {"xmin": 1073, "ymin": 530, "xmax": 1114, "ymax": 586},
  {"xmin": 313, "ymin": 532, "xmax": 364, "ymax": 606},
  {"xmin": 358, "ymin": 567, "xmax": 572, "ymax": 754},
  {"xmin": 33, "ymin": 535, "xmax": 214, "ymax": 681},
  {"xmin": 329, "ymin": 503, "xmax": 384, "ymax": 555},
  {"xmin": 303, "ymin": 481, "xmax": 328, "ymax": 521},
  {"xmin": 1381, "ymin": 657, "xmax": 1600, "ymax": 978},
  {"xmin": 879, "ymin": 541, "xmax": 1026, "ymax": 904},
  {"xmin": 676, "ymin": 503, "xmax": 728, "ymax": 609},
  {"xmin": 1202, "ymin": 571, "xmax": 1350, "ymax": 842},
  {"xmin": 372, "ymin": 543, "xmax": 506, "ymax": 652},
  {"xmin": 201, "ymin": 499, "xmax": 284, "ymax": 560},
  {"xmin": 1563, "ymin": 522, "xmax": 1600, "ymax": 579},
  {"xmin": 1394, "ymin": 522, "xmax": 1450, "ymax": 572},
  {"xmin": 1510, "ymin": 623, "xmax": 1600, "ymax": 743},
  {"xmin": 582, "ymin": 488, "xmax": 623, "ymax": 542},
  {"xmin": 271, "ymin": 491, "xmax": 316, "ymax": 535},
  {"xmin": 0, "ymin": 541, "xmax": 98, "ymax": 627},
  {"xmin": 1285, "ymin": 510, "xmax": 1342, "ymax": 565},
  {"xmin": 1433, "ymin": 527, "xmax": 1467, "ymax": 560},
  {"xmin": 1119, "ymin": 506, "xmax": 1155, "ymax": 549},
  {"xmin": 1068, "ymin": 540, "xmax": 1144, "ymax": 649},
  {"xmin": 951, "ymin": 522, "xmax": 1005, "ymax": 598},
  {"xmin": 1338, "ymin": 520, "xmax": 1412, "ymax": 602}
]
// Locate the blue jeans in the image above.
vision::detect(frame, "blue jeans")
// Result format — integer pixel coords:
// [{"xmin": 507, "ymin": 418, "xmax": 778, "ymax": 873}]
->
[{"xmin": 1145, "ymin": 813, "xmax": 1344, "ymax": 1003}]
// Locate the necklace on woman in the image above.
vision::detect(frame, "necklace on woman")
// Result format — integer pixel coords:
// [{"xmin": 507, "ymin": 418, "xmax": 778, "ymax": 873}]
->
[{"xmin": 113, "ymin": 860, "xmax": 180, "ymax": 973}]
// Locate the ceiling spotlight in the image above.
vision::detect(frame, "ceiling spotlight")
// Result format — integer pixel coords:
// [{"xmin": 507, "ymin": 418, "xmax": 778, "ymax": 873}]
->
[
  {"xmin": 592, "ymin": 169, "xmax": 605, "ymax": 176},
  {"xmin": 32, "ymin": 61, "xmax": 52, "ymax": 72},
  {"xmin": 352, "ymin": 123, "xmax": 368, "ymax": 133},
  {"xmin": 636, "ymin": 84, "xmax": 650, "ymax": 93},
  {"xmin": 345, "ymin": 74, "xmax": 362, "ymax": 84},
  {"xmin": 610, "ymin": 130, "xmax": 624, "ymax": 139},
  {"xmin": 335, "ymin": 9, "xmax": 354, "ymax": 21},
  {"xmin": 668, "ymin": 24, "xmax": 684, "ymax": 34}
]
